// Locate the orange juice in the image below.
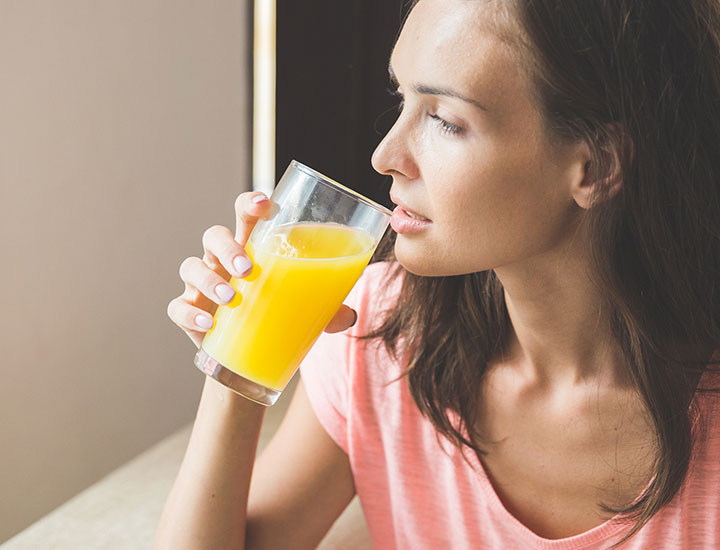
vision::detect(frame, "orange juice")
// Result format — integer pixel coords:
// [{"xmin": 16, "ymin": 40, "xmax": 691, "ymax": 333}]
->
[{"xmin": 200, "ymin": 222, "xmax": 374, "ymax": 390}]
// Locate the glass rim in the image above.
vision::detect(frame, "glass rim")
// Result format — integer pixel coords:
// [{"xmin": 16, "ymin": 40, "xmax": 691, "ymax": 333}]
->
[{"xmin": 290, "ymin": 160, "xmax": 393, "ymax": 217}]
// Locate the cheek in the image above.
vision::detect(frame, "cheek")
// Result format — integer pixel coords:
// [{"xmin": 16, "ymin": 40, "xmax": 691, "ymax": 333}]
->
[
  {"xmin": 393, "ymin": 126, "xmax": 578, "ymax": 276},
  {"xmin": 426, "ymin": 156, "xmax": 573, "ymax": 272}
]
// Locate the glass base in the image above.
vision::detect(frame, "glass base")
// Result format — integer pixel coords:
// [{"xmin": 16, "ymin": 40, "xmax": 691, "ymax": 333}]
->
[{"xmin": 194, "ymin": 348, "xmax": 281, "ymax": 406}]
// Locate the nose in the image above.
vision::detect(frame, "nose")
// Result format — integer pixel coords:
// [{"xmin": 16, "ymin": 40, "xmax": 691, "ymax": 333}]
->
[{"xmin": 371, "ymin": 117, "xmax": 419, "ymax": 180}]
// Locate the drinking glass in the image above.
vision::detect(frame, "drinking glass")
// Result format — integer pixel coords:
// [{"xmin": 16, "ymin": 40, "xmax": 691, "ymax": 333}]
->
[{"xmin": 194, "ymin": 160, "xmax": 392, "ymax": 405}]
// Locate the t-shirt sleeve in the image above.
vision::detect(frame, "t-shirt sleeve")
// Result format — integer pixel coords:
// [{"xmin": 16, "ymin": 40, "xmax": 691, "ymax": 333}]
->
[{"xmin": 298, "ymin": 263, "xmax": 377, "ymax": 454}]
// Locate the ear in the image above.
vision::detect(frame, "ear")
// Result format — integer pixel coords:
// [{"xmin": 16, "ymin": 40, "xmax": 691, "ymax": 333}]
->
[{"xmin": 572, "ymin": 124, "xmax": 632, "ymax": 210}]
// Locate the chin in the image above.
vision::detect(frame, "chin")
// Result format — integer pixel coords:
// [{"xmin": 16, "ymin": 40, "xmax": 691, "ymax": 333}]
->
[
  {"xmin": 397, "ymin": 262, "xmax": 436, "ymax": 277},
  {"xmin": 394, "ymin": 242, "xmax": 449, "ymax": 277},
  {"xmin": 394, "ymin": 238, "xmax": 494, "ymax": 277}
]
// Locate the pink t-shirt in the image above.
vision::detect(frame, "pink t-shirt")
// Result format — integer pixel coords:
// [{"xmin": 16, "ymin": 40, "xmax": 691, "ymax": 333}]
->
[{"xmin": 299, "ymin": 261, "xmax": 720, "ymax": 550}]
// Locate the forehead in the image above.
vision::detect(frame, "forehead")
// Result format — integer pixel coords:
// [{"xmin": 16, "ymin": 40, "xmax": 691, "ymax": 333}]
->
[{"xmin": 391, "ymin": 0, "xmax": 530, "ymax": 110}]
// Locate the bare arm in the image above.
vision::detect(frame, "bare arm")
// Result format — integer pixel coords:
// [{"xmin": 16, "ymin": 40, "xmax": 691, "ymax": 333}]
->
[
  {"xmin": 153, "ymin": 377, "xmax": 265, "ymax": 549},
  {"xmin": 153, "ymin": 377, "xmax": 355, "ymax": 550},
  {"xmin": 246, "ymin": 378, "xmax": 355, "ymax": 548}
]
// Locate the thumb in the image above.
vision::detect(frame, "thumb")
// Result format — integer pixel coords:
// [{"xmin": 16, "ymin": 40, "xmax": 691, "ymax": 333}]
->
[{"xmin": 324, "ymin": 304, "xmax": 358, "ymax": 334}]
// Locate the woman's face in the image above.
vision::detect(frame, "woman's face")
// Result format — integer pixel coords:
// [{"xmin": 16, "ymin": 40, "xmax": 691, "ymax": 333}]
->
[{"xmin": 372, "ymin": 0, "xmax": 588, "ymax": 277}]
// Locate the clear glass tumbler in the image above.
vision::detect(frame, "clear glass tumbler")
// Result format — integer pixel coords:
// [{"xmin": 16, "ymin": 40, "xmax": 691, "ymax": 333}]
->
[{"xmin": 194, "ymin": 160, "xmax": 392, "ymax": 405}]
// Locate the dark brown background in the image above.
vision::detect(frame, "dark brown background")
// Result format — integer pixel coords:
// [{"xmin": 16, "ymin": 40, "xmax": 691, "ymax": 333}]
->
[{"xmin": 275, "ymin": 1, "xmax": 410, "ymax": 209}]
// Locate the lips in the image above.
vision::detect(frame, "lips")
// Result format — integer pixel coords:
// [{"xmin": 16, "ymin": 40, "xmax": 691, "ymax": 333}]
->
[
  {"xmin": 389, "ymin": 193, "xmax": 431, "ymax": 222},
  {"xmin": 401, "ymin": 208, "xmax": 430, "ymax": 221}
]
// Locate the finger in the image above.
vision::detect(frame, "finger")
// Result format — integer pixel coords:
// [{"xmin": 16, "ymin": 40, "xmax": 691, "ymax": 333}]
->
[
  {"xmin": 179, "ymin": 256, "xmax": 241, "ymax": 306},
  {"xmin": 181, "ymin": 281, "xmax": 217, "ymax": 315},
  {"xmin": 234, "ymin": 191, "xmax": 273, "ymax": 245},
  {"xmin": 167, "ymin": 296, "xmax": 216, "ymax": 339},
  {"xmin": 324, "ymin": 304, "xmax": 358, "ymax": 334},
  {"xmin": 201, "ymin": 247, "xmax": 230, "ymax": 280},
  {"xmin": 201, "ymin": 225, "xmax": 254, "ymax": 279}
]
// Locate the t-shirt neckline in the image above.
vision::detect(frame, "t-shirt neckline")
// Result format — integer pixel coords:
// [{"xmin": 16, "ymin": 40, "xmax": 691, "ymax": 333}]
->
[
  {"xmin": 445, "ymin": 367, "xmax": 718, "ymax": 549},
  {"xmin": 459, "ymin": 441, "xmax": 631, "ymax": 549}
]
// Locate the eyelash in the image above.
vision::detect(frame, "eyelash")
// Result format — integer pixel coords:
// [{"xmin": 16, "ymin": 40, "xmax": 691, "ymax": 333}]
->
[
  {"xmin": 387, "ymin": 86, "xmax": 463, "ymax": 136},
  {"xmin": 429, "ymin": 114, "xmax": 462, "ymax": 136}
]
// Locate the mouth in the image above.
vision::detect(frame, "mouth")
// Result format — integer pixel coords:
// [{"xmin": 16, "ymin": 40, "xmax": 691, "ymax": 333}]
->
[
  {"xmin": 400, "ymin": 208, "xmax": 431, "ymax": 221},
  {"xmin": 389, "ymin": 193, "xmax": 432, "ymax": 222}
]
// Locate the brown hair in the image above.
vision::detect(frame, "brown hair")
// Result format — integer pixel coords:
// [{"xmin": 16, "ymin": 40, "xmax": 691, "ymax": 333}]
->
[{"xmin": 362, "ymin": 0, "xmax": 720, "ymax": 545}]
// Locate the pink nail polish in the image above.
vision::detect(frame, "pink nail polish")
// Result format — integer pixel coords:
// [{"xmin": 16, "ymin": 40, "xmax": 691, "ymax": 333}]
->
[
  {"xmin": 233, "ymin": 256, "xmax": 253, "ymax": 276},
  {"xmin": 195, "ymin": 314, "xmax": 214, "ymax": 329},
  {"xmin": 215, "ymin": 284, "xmax": 236, "ymax": 303},
  {"xmin": 252, "ymin": 194, "xmax": 268, "ymax": 204}
]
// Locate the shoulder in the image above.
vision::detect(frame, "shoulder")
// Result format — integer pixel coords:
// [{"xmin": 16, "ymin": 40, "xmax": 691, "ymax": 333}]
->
[
  {"xmin": 345, "ymin": 260, "xmax": 405, "ymax": 331},
  {"xmin": 355, "ymin": 260, "xmax": 404, "ymax": 298},
  {"xmin": 298, "ymin": 261, "xmax": 407, "ymax": 452},
  {"xmin": 696, "ymin": 349, "xmax": 720, "ymax": 394},
  {"xmin": 692, "ymin": 350, "xmax": 720, "ymax": 454}
]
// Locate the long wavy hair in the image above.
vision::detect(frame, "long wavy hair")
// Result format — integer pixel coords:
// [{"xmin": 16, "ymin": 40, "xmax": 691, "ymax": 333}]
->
[{"xmin": 361, "ymin": 0, "xmax": 720, "ymax": 545}]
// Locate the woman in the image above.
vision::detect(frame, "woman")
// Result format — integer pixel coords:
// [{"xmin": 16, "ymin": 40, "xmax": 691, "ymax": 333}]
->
[{"xmin": 157, "ymin": 0, "xmax": 720, "ymax": 548}]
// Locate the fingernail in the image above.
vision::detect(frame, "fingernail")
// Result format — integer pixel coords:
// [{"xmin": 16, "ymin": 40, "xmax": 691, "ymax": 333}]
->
[
  {"xmin": 252, "ymin": 194, "xmax": 268, "ymax": 204},
  {"xmin": 233, "ymin": 256, "xmax": 253, "ymax": 276},
  {"xmin": 351, "ymin": 310, "xmax": 358, "ymax": 327},
  {"xmin": 195, "ymin": 314, "xmax": 214, "ymax": 329},
  {"xmin": 215, "ymin": 284, "xmax": 236, "ymax": 303}
]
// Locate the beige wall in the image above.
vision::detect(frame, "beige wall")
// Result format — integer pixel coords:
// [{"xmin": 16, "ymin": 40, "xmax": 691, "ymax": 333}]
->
[{"xmin": 0, "ymin": 0, "xmax": 250, "ymax": 541}]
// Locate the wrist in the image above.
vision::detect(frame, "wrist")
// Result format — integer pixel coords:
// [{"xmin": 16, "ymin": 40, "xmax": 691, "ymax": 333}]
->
[{"xmin": 198, "ymin": 376, "xmax": 267, "ymax": 422}]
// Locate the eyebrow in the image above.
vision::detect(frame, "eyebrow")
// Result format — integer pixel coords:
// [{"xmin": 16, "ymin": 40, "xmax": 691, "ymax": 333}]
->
[{"xmin": 388, "ymin": 63, "xmax": 489, "ymax": 112}]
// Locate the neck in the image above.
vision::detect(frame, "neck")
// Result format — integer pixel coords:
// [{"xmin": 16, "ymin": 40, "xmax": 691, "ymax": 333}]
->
[{"xmin": 493, "ymin": 226, "xmax": 629, "ymax": 389}]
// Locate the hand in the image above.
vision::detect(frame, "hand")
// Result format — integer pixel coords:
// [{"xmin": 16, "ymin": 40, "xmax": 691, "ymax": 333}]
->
[{"xmin": 167, "ymin": 191, "xmax": 358, "ymax": 348}]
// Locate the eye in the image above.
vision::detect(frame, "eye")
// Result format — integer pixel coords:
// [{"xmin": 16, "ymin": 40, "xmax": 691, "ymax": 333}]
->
[
  {"xmin": 386, "ymin": 84, "xmax": 463, "ymax": 136},
  {"xmin": 429, "ymin": 114, "xmax": 463, "ymax": 136}
]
